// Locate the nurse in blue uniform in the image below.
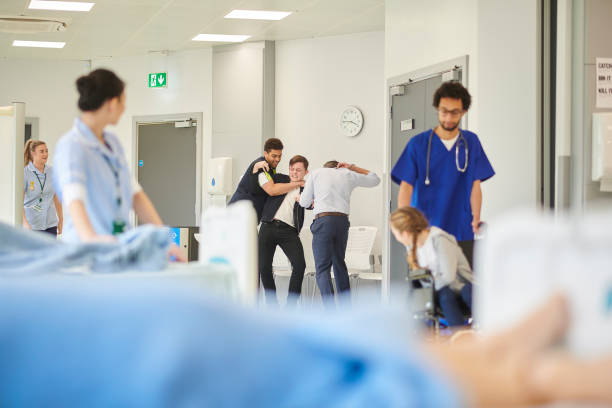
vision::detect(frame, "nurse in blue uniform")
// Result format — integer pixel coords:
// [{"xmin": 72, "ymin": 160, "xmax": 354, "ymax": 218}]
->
[
  {"xmin": 391, "ymin": 81, "xmax": 494, "ymax": 265},
  {"xmin": 23, "ymin": 140, "xmax": 63, "ymax": 237},
  {"xmin": 54, "ymin": 69, "xmax": 183, "ymax": 260}
]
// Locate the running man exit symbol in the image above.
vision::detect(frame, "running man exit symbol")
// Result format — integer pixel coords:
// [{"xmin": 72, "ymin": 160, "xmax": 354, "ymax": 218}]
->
[{"xmin": 148, "ymin": 72, "xmax": 167, "ymax": 88}]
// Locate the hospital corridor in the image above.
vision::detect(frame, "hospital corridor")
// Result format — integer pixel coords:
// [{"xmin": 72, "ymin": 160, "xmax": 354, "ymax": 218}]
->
[{"xmin": 1, "ymin": 0, "xmax": 612, "ymax": 407}]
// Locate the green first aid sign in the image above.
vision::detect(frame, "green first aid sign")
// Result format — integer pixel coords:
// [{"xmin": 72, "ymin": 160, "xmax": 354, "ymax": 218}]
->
[{"xmin": 148, "ymin": 72, "xmax": 167, "ymax": 88}]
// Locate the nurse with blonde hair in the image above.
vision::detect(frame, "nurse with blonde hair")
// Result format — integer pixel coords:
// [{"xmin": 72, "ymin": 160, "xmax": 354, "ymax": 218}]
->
[{"xmin": 23, "ymin": 139, "xmax": 62, "ymax": 237}]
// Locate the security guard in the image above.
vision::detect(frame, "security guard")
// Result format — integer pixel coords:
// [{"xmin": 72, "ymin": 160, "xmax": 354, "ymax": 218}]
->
[{"xmin": 229, "ymin": 138, "xmax": 303, "ymax": 223}]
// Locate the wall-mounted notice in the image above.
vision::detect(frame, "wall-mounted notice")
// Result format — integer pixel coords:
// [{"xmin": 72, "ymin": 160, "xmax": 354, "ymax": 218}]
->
[{"xmin": 596, "ymin": 58, "xmax": 612, "ymax": 108}]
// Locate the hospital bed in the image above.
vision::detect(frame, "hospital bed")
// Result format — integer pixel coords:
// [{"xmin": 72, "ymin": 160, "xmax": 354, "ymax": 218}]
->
[{"xmin": 38, "ymin": 201, "xmax": 259, "ymax": 305}]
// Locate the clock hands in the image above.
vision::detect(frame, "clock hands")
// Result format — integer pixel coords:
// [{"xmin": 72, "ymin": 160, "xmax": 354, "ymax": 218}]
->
[{"xmin": 342, "ymin": 120, "xmax": 359, "ymax": 126}]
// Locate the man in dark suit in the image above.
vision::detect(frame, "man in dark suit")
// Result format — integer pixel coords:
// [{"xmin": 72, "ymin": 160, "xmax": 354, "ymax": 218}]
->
[{"xmin": 258, "ymin": 155, "xmax": 309, "ymax": 306}]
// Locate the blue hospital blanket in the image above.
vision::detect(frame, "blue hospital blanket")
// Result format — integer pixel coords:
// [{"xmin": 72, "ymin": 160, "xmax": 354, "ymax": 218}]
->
[
  {"xmin": 0, "ymin": 222, "xmax": 171, "ymax": 274},
  {"xmin": 0, "ymin": 277, "xmax": 461, "ymax": 407}
]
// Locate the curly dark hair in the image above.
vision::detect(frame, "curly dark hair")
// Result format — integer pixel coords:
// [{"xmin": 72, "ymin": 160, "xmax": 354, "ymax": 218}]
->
[
  {"xmin": 433, "ymin": 81, "xmax": 471, "ymax": 111},
  {"xmin": 263, "ymin": 138, "xmax": 284, "ymax": 152}
]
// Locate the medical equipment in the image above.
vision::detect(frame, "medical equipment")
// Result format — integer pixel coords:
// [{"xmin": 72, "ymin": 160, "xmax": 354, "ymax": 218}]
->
[
  {"xmin": 199, "ymin": 200, "xmax": 258, "ymax": 305},
  {"xmin": 475, "ymin": 209, "xmax": 612, "ymax": 358},
  {"xmin": 424, "ymin": 129, "xmax": 468, "ymax": 186}
]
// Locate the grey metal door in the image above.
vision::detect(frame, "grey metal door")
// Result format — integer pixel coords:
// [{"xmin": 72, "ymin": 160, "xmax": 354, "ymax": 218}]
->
[
  {"xmin": 389, "ymin": 76, "xmax": 443, "ymax": 287},
  {"xmin": 137, "ymin": 122, "xmax": 197, "ymax": 227}
]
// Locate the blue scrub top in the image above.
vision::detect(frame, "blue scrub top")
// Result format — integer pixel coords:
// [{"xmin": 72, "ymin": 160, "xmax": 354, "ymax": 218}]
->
[
  {"xmin": 23, "ymin": 162, "xmax": 58, "ymax": 230},
  {"xmin": 391, "ymin": 129, "xmax": 494, "ymax": 241},
  {"xmin": 53, "ymin": 118, "xmax": 135, "ymax": 243}
]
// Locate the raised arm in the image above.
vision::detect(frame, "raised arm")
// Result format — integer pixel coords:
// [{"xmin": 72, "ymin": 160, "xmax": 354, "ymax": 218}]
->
[
  {"xmin": 258, "ymin": 170, "xmax": 304, "ymax": 196},
  {"xmin": 299, "ymin": 176, "xmax": 314, "ymax": 208},
  {"xmin": 338, "ymin": 162, "xmax": 380, "ymax": 187}
]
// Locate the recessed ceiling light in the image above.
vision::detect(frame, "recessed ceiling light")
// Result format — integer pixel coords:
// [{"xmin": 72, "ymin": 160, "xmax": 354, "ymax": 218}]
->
[
  {"xmin": 224, "ymin": 9, "xmax": 292, "ymax": 21},
  {"xmin": 29, "ymin": 1, "xmax": 95, "ymax": 12},
  {"xmin": 192, "ymin": 34, "xmax": 250, "ymax": 43},
  {"xmin": 12, "ymin": 40, "xmax": 66, "ymax": 48}
]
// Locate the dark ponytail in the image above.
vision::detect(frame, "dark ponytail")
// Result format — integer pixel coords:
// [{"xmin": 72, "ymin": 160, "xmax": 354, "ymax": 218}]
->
[{"xmin": 76, "ymin": 68, "xmax": 125, "ymax": 111}]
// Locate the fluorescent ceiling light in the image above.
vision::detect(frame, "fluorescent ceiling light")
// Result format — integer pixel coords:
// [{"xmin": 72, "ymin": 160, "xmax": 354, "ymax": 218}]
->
[
  {"xmin": 192, "ymin": 34, "xmax": 250, "ymax": 43},
  {"xmin": 29, "ymin": 1, "xmax": 95, "ymax": 12},
  {"xmin": 13, "ymin": 40, "xmax": 66, "ymax": 48},
  {"xmin": 224, "ymin": 9, "xmax": 292, "ymax": 20}
]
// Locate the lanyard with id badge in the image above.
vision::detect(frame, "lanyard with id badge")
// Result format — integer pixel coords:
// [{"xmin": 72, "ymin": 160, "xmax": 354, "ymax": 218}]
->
[
  {"xmin": 101, "ymin": 153, "xmax": 127, "ymax": 235},
  {"xmin": 28, "ymin": 169, "xmax": 46, "ymax": 212}
]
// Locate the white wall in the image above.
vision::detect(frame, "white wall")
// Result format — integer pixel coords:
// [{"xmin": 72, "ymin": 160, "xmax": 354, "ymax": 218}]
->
[
  {"xmin": 0, "ymin": 59, "xmax": 88, "ymax": 161},
  {"xmin": 276, "ymin": 31, "xmax": 385, "ymax": 267},
  {"xmin": 211, "ymin": 42, "xmax": 267, "ymax": 190},
  {"xmin": 91, "ymin": 49, "xmax": 213, "ymax": 171},
  {"xmin": 385, "ymin": 0, "xmax": 480, "ymax": 131},
  {"xmin": 477, "ymin": 0, "xmax": 540, "ymax": 214}
]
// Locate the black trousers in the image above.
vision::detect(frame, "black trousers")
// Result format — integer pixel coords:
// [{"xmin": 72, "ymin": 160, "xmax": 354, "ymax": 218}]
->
[{"xmin": 258, "ymin": 221, "xmax": 306, "ymax": 303}]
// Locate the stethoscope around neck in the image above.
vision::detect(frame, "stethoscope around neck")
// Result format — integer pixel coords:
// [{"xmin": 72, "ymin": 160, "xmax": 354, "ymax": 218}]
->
[{"xmin": 424, "ymin": 128, "xmax": 468, "ymax": 186}]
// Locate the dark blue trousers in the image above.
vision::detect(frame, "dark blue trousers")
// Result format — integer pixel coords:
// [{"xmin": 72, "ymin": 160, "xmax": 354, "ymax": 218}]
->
[
  {"xmin": 311, "ymin": 215, "xmax": 350, "ymax": 308},
  {"xmin": 437, "ymin": 283, "xmax": 472, "ymax": 326}
]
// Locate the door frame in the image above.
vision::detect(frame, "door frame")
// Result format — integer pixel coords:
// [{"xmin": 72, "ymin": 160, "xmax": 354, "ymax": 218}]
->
[
  {"xmin": 132, "ymin": 112, "xmax": 205, "ymax": 226},
  {"xmin": 25, "ymin": 117, "xmax": 39, "ymax": 142},
  {"xmin": 382, "ymin": 56, "xmax": 469, "ymax": 301}
]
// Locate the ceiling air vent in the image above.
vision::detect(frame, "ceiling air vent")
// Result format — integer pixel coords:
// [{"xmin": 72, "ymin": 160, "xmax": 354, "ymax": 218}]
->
[{"xmin": 0, "ymin": 16, "xmax": 68, "ymax": 34}]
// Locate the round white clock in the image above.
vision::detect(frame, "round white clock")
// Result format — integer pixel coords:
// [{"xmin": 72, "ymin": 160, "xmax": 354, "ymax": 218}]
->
[{"xmin": 339, "ymin": 106, "xmax": 364, "ymax": 137}]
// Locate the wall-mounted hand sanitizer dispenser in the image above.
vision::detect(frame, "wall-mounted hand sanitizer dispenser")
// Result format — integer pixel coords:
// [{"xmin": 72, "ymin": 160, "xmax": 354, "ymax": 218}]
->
[
  {"xmin": 208, "ymin": 157, "xmax": 232, "ymax": 195},
  {"xmin": 591, "ymin": 112, "xmax": 612, "ymax": 192},
  {"xmin": 208, "ymin": 157, "xmax": 232, "ymax": 207}
]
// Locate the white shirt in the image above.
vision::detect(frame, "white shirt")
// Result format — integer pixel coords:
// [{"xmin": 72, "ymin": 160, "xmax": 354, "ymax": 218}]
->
[
  {"xmin": 273, "ymin": 187, "xmax": 300, "ymax": 227},
  {"xmin": 439, "ymin": 135, "xmax": 458, "ymax": 151},
  {"xmin": 299, "ymin": 168, "xmax": 380, "ymax": 216},
  {"xmin": 258, "ymin": 171, "xmax": 273, "ymax": 188},
  {"xmin": 415, "ymin": 227, "xmax": 473, "ymax": 291}
]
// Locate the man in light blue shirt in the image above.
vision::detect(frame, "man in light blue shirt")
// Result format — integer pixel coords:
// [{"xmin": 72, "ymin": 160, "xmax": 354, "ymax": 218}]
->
[{"xmin": 299, "ymin": 161, "xmax": 380, "ymax": 307}]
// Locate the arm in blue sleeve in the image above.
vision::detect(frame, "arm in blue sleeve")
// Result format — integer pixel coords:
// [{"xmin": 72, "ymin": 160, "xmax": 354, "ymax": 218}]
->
[
  {"xmin": 472, "ymin": 137, "xmax": 495, "ymax": 182},
  {"xmin": 391, "ymin": 140, "xmax": 419, "ymax": 186}
]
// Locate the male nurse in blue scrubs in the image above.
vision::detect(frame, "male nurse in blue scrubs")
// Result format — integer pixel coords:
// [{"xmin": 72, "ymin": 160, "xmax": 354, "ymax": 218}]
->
[{"xmin": 391, "ymin": 82, "xmax": 494, "ymax": 266}]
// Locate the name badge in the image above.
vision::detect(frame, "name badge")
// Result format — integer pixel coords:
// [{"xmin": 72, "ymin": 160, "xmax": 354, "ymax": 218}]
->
[{"xmin": 30, "ymin": 181, "xmax": 35, "ymax": 191}]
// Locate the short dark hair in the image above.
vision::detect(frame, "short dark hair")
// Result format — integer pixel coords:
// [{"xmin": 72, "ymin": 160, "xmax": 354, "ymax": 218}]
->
[
  {"xmin": 76, "ymin": 68, "xmax": 125, "ymax": 111},
  {"xmin": 433, "ymin": 81, "xmax": 471, "ymax": 111},
  {"xmin": 264, "ymin": 138, "xmax": 283, "ymax": 152},
  {"xmin": 289, "ymin": 155, "xmax": 309, "ymax": 170},
  {"xmin": 323, "ymin": 160, "xmax": 338, "ymax": 168}
]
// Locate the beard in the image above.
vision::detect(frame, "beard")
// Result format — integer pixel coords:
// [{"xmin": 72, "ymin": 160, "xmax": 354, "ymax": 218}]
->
[{"xmin": 440, "ymin": 120, "xmax": 459, "ymax": 132}]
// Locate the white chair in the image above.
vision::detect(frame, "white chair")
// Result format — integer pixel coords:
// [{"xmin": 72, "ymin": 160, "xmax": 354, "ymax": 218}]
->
[
  {"xmin": 272, "ymin": 250, "xmax": 315, "ymax": 303},
  {"xmin": 272, "ymin": 250, "xmax": 291, "ymax": 278},
  {"xmin": 345, "ymin": 226, "xmax": 379, "ymax": 291},
  {"xmin": 306, "ymin": 226, "xmax": 378, "ymax": 300}
]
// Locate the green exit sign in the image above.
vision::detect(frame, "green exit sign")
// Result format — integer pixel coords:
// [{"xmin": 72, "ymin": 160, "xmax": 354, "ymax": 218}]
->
[{"xmin": 148, "ymin": 72, "xmax": 167, "ymax": 88}]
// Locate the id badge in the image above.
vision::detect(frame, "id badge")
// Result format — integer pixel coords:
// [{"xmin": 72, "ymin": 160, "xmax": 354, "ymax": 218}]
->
[
  {"xmin": 112, "ymin": 220, "xmax": 126, "ymax": 235},
  {"xmin": 32, "ymin": 204, "xmax": 43, "ymax": 212}
]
